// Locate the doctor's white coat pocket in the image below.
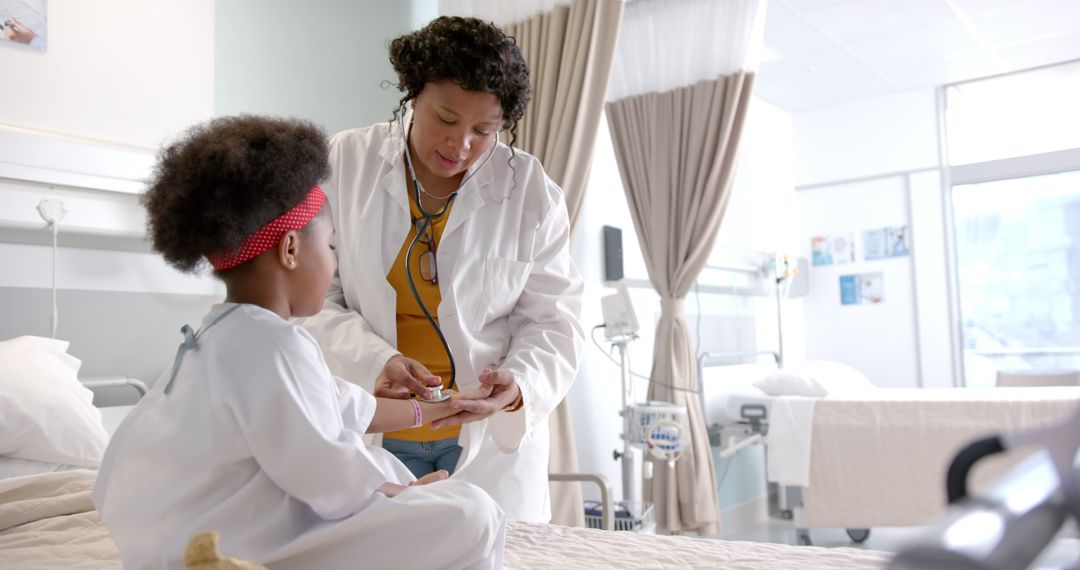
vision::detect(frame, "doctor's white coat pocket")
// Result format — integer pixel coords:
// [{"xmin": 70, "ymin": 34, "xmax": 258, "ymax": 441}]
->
[{"xmin": 470, "ymin": 257, "xmax": 533, "ymax": 329}]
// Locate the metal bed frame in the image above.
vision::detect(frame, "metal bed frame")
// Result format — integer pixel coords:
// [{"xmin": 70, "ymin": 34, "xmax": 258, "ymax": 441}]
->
[{"xmin": 80, "ymin": 376, "xmax": 148, "ymax": 397}]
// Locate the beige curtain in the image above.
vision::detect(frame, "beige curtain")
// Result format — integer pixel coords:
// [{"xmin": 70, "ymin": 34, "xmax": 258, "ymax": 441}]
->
[
  {"xmin": 605, "ymin": 74, "xmax": 756, "ymax": 534},
  {"xmin": 500, "ymin": 0, "xmax": 622, "ymax": 527},
  {"xmin": 507, "ymin": 0, "xmax": 622, "ymax": 231}
]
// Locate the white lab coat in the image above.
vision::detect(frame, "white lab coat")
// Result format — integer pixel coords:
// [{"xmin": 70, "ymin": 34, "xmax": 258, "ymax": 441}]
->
[
  {"xmin": 300, "ymin": 119, "xmax": 584, "ymax": 523},
  {"xmin": 93, "ymin": 303, "xmax": 505, "ymax": 570}
]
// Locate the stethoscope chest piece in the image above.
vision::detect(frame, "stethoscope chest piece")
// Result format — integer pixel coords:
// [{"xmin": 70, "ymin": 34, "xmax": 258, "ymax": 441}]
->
[{"xmin": 423, "ymin": 385, "xmax": 451, "ymax": 403}]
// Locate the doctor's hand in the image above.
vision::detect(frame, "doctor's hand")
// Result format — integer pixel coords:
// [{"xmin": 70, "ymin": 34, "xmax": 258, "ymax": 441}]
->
[
  {"xmin": 375, "ymin": 355, "xmax": 442, "ymax": 400},
  {"xmin": 430, "ymin": 369, "xmax": 521, "ymax": 429}
]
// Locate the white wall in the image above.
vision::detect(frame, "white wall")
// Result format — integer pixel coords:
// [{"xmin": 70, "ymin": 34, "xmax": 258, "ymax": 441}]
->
[
  {"xmin": 793, "ymin": 88, "xmax": 939, "ymax": 187},
  {"xmin": 1, "ymin": 2, "xmax": 436, "ymax": 401},
  {"xmin": 215, "ymin": 0, "xmax": 438, "ymax": 135},
  {"xmin": 793, "ymin": 87, "xmax": 955, "ymax": 388},
  {"xmin": 0, "ymin": 0, "xmax": 215, "ymax": 149},
  {"xmin": 797, "ymin": 177, "xmax": 920, "ymax": 388},
  {"xmin": 569, "ymin": 98, "xmax": 798, "ymax": 508},
  {"xmin": 0, "ymin": 0, "xmax": 219, "ymax": 396}
]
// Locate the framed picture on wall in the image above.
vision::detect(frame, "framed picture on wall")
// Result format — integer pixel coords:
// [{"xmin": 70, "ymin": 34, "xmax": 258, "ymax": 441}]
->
[
  {"xmin": 840, "ymin": 272, "xmax": 884, "ymax": 305},
  {"xmin": 811, "ymin": 232, "xmax": 855, "ymax": 266},
  {"xmin": 1, "ymin": 0, "xmax": 46, "ymax": 51},
  {"xmin": 863, "ymin": 225, "xmax": 910, "ymax": 260}
]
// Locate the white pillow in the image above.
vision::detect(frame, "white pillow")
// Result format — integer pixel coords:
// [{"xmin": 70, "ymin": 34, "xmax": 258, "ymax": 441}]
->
[
  {"xmin": 0, "ymin": 336, "xmax": 107, "ymax": 466},
  {"xmin": 753, "ymin": 368, "xmax": 826, "ymax": 397},
  {"xmin": 753, "ymin": 360, "xmax": 873, "ymax": 398}
]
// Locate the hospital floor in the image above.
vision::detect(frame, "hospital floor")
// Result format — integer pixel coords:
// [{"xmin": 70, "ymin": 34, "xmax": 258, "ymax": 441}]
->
[{"xmin": 706, "ymin": 495, "xmax": 1080, "ymax": 567}]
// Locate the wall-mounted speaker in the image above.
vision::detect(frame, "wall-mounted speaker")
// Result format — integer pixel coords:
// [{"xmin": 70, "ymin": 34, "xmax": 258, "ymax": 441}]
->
[{"xmin": 603, "ymin": 225, "xmax": 623, "ymax": 282}]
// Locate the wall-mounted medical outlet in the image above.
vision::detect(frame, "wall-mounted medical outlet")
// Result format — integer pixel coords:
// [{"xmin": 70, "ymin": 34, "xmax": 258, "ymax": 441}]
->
[{"xmin": 37, "ymin": 196, "xmax": 66, "ymax": 225}]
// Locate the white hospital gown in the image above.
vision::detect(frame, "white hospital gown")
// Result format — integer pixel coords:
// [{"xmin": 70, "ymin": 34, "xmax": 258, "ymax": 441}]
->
[{"xmin": 92, "ymin": 303, "xmax": 504, "ymax": 569}]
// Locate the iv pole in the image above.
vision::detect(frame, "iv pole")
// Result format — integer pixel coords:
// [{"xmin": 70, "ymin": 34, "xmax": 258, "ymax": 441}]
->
[
  {"xmin": 602, "ymin": 280, "xmax": 641, "ymax": 503},
  {"xmin": 611, "ymin": 336, "xmax": 637, "ymax": 503}
]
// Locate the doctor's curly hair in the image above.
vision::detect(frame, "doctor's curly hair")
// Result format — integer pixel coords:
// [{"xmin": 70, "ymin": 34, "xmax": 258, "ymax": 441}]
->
[
  {"xmin": 142, "ymin": 115, "xmax": 330, "ymax": 274},
  {"xmin": 388, "ymin": 16, "xmax": 533, "ymax": 148}
]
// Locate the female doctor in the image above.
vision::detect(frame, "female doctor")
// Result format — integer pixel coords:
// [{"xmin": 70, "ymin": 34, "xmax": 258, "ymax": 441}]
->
[{"xmin": 300, "ymin": 16, "xmax": 584, "ymax": 523}]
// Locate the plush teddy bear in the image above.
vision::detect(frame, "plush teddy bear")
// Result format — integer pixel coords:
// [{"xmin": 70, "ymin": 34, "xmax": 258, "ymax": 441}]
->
[{"xmin": 184, "ymin": 531, "xmax": 266, "ymax": 570}]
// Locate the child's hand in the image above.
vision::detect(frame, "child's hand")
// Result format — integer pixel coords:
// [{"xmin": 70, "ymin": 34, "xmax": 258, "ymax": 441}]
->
[
  {"xmin": 430, "ymin": 384, "xmax": 494, "ymax": 429},
  {"xmin": 410, "ymin": 470, "xmax": 449, "ymax": 486},
  {"xmin": 375, "ymin": 482, "xmax": 409, "ymax": 498},
  {"xmin": 431, "ymin": 369, "xmax": 520, "ymax": 428},
  {"xmin": 377, "ymin": 471, "xmax": 447, "ymax": 498}
]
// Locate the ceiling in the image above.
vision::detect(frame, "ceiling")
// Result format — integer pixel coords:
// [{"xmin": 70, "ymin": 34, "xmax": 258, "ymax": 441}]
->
[{"xmin": 756, "ymin": 0, "xmax": 1080, "ymax": 112}]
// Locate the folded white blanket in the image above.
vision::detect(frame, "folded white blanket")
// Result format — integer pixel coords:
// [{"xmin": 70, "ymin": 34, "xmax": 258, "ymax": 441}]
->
[{"xmin": 765, "ymin": 396, "xmax": 817, "ymax": 486}]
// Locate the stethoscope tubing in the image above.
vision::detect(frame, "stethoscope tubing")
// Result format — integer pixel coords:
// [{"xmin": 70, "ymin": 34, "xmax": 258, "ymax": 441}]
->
[
  {"xmin": 404, "ymin": 203, "xmax": 458, "ymax": 391},
  {"xmin": 397, "ymin": 102, "xmax": 499, "ymax": 394}
]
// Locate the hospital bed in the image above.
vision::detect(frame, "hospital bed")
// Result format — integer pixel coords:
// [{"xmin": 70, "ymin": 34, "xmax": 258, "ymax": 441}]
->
[
  {"xmin": 0, "ymin": 346, "xmax": 891, "ymax": 569},
  {"xmin": 698, "ymin": 351, "xmax": 1080, "ymax": 545}
]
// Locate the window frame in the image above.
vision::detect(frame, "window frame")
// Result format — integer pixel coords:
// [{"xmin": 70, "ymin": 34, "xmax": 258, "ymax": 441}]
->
[{"xmin": 941, "ymin": 67, "xmax": 1080, "ymax": 386}]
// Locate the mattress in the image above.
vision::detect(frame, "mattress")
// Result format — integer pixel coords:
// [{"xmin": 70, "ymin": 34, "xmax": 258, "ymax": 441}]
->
[
  {"xmin": 0, "ymin": 470, "xmax": 892, "ymax": 569},
  {"xmin": 505, "ymin": 521, "xmax": 890, "ymax": 569},
  {"xmin": 800, "ymin": 386, "xmax": 1080, "ymax": 528}
]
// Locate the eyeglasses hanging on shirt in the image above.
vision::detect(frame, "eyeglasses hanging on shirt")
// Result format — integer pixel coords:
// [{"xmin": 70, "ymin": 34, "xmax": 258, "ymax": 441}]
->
[{"xmin": 412, "ymin": 216, "xmax": 439, "ymax": 284}]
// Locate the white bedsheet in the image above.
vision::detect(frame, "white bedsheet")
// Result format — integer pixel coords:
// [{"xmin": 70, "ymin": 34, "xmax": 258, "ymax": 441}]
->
[
  {"xmin": 505, "ymin": 522, "xmax": 890, "ymax": 569},
  {"xmin": 1, "ymin": 470, "xmax": 893, "ymax": 569},
  {"xmin": 801, "ymin": 387, "xmax": 1080, "ymax": 528}
]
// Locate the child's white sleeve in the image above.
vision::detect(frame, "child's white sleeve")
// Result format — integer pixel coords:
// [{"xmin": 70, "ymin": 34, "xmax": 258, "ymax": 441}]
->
[
  {"xmin": 335, "ymin": 376, "xmax": 376, "ymax": 433},
  {"xmin": 224, "ymin": 329, "xmax": 412, "ymax": 520}
]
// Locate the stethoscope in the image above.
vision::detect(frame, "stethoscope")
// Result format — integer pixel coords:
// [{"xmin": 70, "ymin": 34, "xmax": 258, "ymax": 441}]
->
[{"xmin": 398, "ymin": 103, "xmax": 497, "ymax": 399}]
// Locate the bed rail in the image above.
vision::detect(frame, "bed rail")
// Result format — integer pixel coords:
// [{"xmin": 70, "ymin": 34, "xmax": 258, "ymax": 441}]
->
[
  {"xmin": 81, "ymin": 376, "xmax": 148, "ymax": 397},
  {"xmin": 696, "ymin": 350, "xmax": 780, "ymax": 404},
  {"xmin": 548, "ymin": 472, "xmax": 614, "ymax": 531}
]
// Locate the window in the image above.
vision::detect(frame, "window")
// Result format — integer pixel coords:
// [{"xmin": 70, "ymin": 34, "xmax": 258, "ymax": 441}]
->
[{"xmin": 953, "ymin": 171, "xmax": 1080, "ymax": 387}]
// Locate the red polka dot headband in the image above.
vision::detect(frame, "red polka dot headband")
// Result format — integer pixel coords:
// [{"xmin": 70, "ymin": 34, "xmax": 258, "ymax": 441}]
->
[{"xmin": 205, "ymin": 186, "xmax": 326, "ymax": 271}]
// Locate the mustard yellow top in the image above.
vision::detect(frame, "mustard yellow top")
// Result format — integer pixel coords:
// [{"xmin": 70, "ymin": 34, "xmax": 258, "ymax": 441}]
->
[{"xmin": 383, "ymin": 197, "xmax": 461, "ymax": 442}]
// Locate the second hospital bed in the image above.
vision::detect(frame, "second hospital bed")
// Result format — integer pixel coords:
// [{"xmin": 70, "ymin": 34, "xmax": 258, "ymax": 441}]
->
[{"xmin": 699, "ymin": 353, "xmax": 1080, "ymax": 544}]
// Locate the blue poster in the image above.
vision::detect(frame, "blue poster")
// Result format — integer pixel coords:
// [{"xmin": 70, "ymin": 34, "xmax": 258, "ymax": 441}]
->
[
  {"xmin": 840, "ymin": 272, "xmax": 884, "ymax": 305},
  {"xmin": 840, "ymin": 274, "xmax": 859, "ymax": 305}
]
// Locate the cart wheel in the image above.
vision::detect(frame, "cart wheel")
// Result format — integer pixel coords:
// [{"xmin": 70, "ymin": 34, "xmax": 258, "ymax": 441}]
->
[
  {"xmin": 796, "ymin": 529, "xmax": 812, "ymax": 546},
  {"xmin": 846, "ymin": 528, "xmax": 871, "ymax": 543}
]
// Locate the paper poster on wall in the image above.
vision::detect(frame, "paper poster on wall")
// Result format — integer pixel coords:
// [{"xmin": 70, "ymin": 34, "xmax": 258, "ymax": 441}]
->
[
  {"xmin": 811, "ymin": 233, "xmax": 855, "ymax": 266},
  {"xmin": 840, "ymin": 272, "xmax": 884, "ymax": 305},
  {"xmin": 1, "ymin": 0, "xmax": 46, "ymax": 51},
  {"xmin": 863, "ymin": 226, "xmax": 910, "ymax": 260}
]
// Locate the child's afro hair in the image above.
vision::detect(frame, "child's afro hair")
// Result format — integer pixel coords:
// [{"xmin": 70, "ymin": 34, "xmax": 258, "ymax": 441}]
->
[{"xmin": 142, "ymin": 115, "xmax": 330, "ymax": 273}]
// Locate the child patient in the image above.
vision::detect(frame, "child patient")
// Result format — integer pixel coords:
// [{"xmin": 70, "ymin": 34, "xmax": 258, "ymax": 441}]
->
[{"xmin": 92, "ymin": 116, "xmax": 504, "ymax": 569}]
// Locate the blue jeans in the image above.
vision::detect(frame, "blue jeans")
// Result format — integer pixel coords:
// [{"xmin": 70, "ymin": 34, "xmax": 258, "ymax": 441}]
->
[{"xmin": 382, "ymin": 437, "xmax": 463, "ymax": 478}]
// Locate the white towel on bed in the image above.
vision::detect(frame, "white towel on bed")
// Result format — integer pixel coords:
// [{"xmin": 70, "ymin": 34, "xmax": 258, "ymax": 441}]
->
[{"xmin": 766, "ymin": 396, "xmax": 817, "ymax": 487}]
